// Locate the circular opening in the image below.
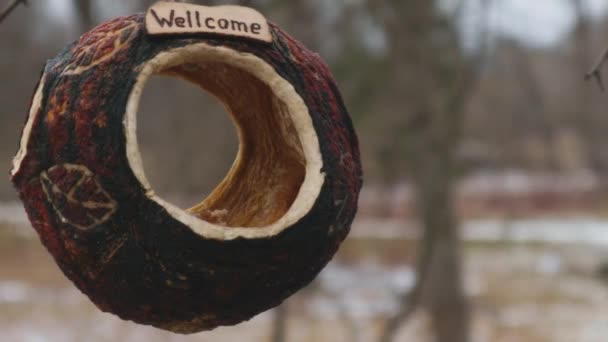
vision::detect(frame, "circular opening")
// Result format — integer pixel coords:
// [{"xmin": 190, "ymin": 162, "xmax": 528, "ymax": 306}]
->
[
  {"xmin": 126, "ymin": 44, "xmax": 325, "ymax": 236},
  {"xmin": 138, "ymin": 75, "xmax": 239, "ymax": 209}
]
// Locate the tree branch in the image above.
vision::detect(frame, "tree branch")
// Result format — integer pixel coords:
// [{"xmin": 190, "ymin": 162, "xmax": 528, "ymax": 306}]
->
[
  {"xmin": 585, "ymin": 46, "xmax": 608, "ymax": 91},
  {"xmin": 378, "ymin": 222, "xmax": 440, "ymax": 342},
  {"xmin": 0, "ymin": 0, "xmax": 27, "ymax": 24},
  {"xmin": 379, "ymin": 285, "xmax": 423, "ymax": 342}
]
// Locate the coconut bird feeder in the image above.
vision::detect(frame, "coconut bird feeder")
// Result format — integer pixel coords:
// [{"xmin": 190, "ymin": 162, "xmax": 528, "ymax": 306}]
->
[{"xmin": 10, "ymin": 2, "xmax": 362, "ymax": 333}]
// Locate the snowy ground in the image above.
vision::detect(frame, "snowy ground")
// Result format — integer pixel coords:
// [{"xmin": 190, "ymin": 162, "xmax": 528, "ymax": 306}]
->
[{"xmin": 1, "ymin": 203, "xmax": 608, "ymax": 341}]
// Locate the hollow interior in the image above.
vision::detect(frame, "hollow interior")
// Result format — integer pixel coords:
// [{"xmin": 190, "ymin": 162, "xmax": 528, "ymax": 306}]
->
[
  {"xmin": 126, "ymin": 44, "xmax": 324, "ymax": 238},
  {"xmin": 156, "ymin": 61, "xmax": 306, "ymax": 228}
]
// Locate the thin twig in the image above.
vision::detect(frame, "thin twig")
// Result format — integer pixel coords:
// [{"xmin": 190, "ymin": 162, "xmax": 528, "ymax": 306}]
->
[
  {"xmin": 0, "ymin": 0, "xmax": 27, "ymax": 24},
  {"xmin": 378, "ymin": 286, "xmax": 423, "ymax": 342},
  {"xmin": 585, "ymin": 45, "xmax": 608, "ymax": 91}
]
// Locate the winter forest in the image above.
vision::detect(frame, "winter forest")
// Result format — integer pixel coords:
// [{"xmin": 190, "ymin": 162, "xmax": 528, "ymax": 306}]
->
[{"xmin": 2, "ymin": 0, "xmax": 608, "ymax": 341}]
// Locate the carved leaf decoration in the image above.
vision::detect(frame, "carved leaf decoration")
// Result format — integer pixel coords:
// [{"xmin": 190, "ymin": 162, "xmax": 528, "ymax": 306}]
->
[{"xmin": 40, "ymin": 164, "xmax": 118, "ymax": 230}]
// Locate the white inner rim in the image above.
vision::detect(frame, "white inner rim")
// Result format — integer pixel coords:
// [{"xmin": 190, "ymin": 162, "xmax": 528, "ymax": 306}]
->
[
  {"xmin": 124, "ymin": 43, "xmax": 325, "ymax": 240},
  {"xmin": 12, "ymin": 75, "xmax": 47, "ymax": 177}
]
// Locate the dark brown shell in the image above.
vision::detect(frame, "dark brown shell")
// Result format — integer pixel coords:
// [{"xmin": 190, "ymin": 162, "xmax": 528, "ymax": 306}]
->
[{"xmin": 11, "ymin": 14, "xmax": 362, "ymax": 333}]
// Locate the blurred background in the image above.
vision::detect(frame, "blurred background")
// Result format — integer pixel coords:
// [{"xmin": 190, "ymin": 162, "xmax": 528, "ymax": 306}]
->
[{"xmin": 2, "ymin": 0, "xmax": 608, "ymax": 341}]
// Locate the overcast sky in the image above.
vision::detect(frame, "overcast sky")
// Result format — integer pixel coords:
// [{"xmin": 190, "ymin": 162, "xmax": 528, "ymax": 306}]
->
[{"xmin": 487, "ymin": 0, "xmax": 608, "ymax": 46}]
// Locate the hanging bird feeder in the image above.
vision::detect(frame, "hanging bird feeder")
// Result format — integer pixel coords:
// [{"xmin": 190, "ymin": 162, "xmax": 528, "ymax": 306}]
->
[{"xmin": 11, "ymin": 2, "xmax": 362, "ymax": 333}]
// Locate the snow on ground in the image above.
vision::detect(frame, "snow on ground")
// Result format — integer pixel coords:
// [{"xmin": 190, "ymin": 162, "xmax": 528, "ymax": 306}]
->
[{"xmin": 2, "ymin": 202, "xmax": 608, "ymax": 341}]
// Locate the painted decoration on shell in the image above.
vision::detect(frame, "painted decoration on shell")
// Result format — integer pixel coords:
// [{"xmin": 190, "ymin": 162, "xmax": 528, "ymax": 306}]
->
[{"xmin": 11, "ymin": 12, "xmax": 362, "ymax": 333}]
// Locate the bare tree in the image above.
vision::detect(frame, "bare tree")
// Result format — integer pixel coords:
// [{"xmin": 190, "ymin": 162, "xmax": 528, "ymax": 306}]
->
[{"xmin": 372, "ymin": 1, "xmax": 491, "ymax": 341}]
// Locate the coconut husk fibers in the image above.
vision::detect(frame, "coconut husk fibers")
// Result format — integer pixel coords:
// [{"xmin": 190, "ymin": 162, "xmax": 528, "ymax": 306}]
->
[{"xmin": 11, "ymin": 14, "xmax": 362, "ymax": 333}]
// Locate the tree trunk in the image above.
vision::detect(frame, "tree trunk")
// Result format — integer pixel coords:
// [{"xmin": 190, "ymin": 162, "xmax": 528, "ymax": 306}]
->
[
  {"xmin": 414, "ymin": 153, "xmax": 469, "ymax": 342},
  {"xmin": 374, "ymin": 1, "xmax": 472, "ymax": 341}
]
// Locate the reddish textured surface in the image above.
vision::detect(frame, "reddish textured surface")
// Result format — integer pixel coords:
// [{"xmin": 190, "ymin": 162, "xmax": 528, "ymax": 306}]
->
[{"xmin": 11, "ymin": 14, "xmax": 362, "ymax": 333}]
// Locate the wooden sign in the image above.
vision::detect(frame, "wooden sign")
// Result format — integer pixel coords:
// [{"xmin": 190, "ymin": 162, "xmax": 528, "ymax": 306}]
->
[{"xmin": 145, "ymin": 2, "xmax": 272, "ymax": 43}]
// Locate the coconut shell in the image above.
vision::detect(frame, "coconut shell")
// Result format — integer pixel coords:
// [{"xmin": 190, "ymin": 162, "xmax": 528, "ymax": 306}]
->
[{"xmin": 10, "ymin": 13, "xmax": 362, "ymax": 333}]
